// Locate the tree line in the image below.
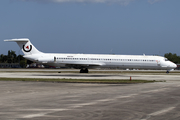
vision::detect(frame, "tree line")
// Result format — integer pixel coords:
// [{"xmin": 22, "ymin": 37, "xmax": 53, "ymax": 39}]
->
[
  {"xmin": 164, "ymin": 53, "xmax": 180, "ymax": 64},
  {"xmin": 0, "ymin": 50, "xmax": 32, "ymax": 68}
]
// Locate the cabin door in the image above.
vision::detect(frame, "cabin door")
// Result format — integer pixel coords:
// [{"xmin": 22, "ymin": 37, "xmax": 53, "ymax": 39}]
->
[{"xmin": 54, "ymin": 56, "xmax": 56, "ymax": 62}]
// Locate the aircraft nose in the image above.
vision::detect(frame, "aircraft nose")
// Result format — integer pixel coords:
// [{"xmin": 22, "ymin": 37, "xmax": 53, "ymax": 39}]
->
[
  {"xmin": 167, "ymin": 62, "xmax": 177, "ymax": 69},
  {"xmin": 171, "ymin": 62, "xmax": 177, "ymax": 69},
  {"xmin": 174, "ymin": 63, "xmax": 177, "ymax": 68}
]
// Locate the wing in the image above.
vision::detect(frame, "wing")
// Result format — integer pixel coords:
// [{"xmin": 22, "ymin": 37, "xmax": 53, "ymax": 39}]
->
[{"xmin": 64, "ymin": 62, "xmax": 105, "ymax": 69}]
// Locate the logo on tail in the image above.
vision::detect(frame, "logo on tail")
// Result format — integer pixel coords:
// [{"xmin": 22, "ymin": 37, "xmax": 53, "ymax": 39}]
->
[{"xmin": 23, "ymin": 45, "xmax": 32, "ymax": 52}]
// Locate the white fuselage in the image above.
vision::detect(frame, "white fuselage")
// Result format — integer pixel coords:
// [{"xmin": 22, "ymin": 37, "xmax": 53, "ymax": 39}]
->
[
  {"xmin": 24, "ymin": 53, "xmax": 177, "ymax": 70},
  {"xmin": 4, "ymin": 38, "xmax": 177, "ymax": 72}
]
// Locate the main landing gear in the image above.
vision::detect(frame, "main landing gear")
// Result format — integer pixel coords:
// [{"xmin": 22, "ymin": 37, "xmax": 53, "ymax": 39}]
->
[
  {"xmin": 80, "ymin": 68, "xmax": 89, "ymax": 73},
  {"xmin": 166, "ymin": 70, "xmax": 169, "ymax": 74}
]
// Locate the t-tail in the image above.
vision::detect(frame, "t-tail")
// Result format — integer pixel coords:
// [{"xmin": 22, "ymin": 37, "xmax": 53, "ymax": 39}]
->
[{"xmin": 4, "ymin": 38, "xmax": 43, "ymax": 55}]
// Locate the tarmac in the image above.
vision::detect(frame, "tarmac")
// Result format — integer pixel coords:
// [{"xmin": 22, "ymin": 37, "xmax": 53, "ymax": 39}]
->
[
  {"xmin": 0, "ymin": 69, "xmax": 180, "ymax": 120},
  {"xmin": 0, "ymin": 69, "xmax": 180, "ymax": 81}
]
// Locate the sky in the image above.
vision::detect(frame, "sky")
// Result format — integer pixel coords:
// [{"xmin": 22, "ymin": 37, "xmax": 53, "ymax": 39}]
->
[{"xmin": 0, "ymin": 0, "xmax": 180, "ymax": 56}]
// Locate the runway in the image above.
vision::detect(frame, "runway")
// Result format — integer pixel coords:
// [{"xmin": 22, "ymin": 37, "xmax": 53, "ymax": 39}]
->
[
  {"xmin": 0, "ymin": 69, "xmax": 180, "ymax": 119},
  {"xmin": 0, "ymin": 69, "xmax": 180, "ymax": 81}
]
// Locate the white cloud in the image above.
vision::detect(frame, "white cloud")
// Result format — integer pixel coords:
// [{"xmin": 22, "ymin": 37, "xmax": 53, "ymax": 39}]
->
[
  {"xmin": 148, "ymin": 0, "xmax": 165, "ymax": 4},
  {"xmin": 52, "ymin": 0, "xmax": 133, "ymax": 3},
  {"xmin": 19, "ymin": 0, "xmax": 165, "ymax": 5},
  {"xmin": 20, "ymin": 0, "xmax": 134, "ymax": 5}
]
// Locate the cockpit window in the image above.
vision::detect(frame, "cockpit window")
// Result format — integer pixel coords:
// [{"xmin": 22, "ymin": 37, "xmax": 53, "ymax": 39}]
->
[{"xmin": 164, "ymin": 58, "xmax": 169, "ymax": 61}]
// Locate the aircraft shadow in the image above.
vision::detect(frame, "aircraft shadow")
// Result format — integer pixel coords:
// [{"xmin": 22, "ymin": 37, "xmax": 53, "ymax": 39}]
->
[{"xmin": 35, "ymin": 74, "xmax": 129, "ymax": 78}]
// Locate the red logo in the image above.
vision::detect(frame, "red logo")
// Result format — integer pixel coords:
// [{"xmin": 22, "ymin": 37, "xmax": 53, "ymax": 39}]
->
[{"xmin": 23, "ymin": 45, "xmax": 32, "ymax": 52}]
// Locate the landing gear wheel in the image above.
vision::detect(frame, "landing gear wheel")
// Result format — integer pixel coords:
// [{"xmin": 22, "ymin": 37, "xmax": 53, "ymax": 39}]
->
[
  {"xmin": 166, "ymin": 70, "xmax": 169, "ymax": 74},
  {"xmin": 80, "ymin": 68, "xmax": 89, "ymax": 73},
  {"xmin": 84, "ymin": 68, "xmax": 88, "ymax": 73},
  {"xmin": 80, "ymin": 69, "xmax": 83, "ymax": 73}
]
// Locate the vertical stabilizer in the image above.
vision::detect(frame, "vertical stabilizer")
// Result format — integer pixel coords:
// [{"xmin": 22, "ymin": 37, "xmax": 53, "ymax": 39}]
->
[{"xmin": 4, "ymin": 38, "xmax": 43, "ymax": 55}]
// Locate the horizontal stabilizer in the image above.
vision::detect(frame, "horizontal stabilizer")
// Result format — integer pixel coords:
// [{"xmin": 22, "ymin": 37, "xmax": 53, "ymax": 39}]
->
[{"xmin": 4, "ymin": 38, "xmax": 29, "ymax": 42}]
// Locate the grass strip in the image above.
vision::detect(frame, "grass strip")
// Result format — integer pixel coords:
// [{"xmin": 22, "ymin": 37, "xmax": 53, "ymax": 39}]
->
[{"xmin": 0, "ymin": 78, "xmax": 163, "ymax": 84}]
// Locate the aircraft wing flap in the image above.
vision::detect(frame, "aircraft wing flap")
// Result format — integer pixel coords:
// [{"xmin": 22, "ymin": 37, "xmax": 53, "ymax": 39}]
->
[{"xmin": 64, "ymin": 63, "xmax": 105, "ymax": 68}]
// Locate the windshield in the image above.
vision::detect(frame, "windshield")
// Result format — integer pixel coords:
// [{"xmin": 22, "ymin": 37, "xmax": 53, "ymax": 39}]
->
[{"xmin": 164, "ymin": 58, "xmax": 169, "ymax": 61}]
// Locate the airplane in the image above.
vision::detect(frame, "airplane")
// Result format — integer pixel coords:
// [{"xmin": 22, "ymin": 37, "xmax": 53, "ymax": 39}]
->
[{"xmin": 4, "ymin": 38, "xmax": 177, "ymax": 73}]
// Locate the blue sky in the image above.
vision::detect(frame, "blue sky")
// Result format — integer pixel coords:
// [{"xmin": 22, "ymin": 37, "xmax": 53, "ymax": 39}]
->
[{"xmin": 1, "ymin": 0, "xmax": 180, "ymax": 56}]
